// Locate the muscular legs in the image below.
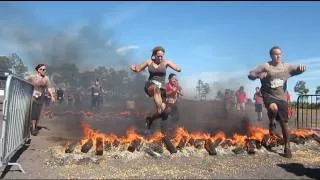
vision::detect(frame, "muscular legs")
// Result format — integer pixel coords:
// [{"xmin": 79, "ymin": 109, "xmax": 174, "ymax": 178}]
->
[
  {"xmin": 280, "ymin": 121, "xmax": 291, "ymax": 157},
  {"xmin": 153, "ymin": 87, "xmax": 166, "ymax": 114},
  {"xmin": 148, "ymin": 85, "xmax": 166, "ymax": 114},
  {"xmin": 146, "ymin": 85, "xmax": 167, "ymax": 129},
  {"xmin": 145, "ymin": 113, "xmax": 161, "ymax": 129},
  {"xmin": 267, "ymin": 103, "xmax": 278, "ymax": 136},
  {"xmin": 267, "ymin": 103, "xmax": 292, "ymax": 158}
]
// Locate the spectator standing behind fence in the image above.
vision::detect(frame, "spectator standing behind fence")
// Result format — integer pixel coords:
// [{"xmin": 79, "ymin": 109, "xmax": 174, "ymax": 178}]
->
[
  {"xmin": 56, "ymin": 88, "xmax": 64, "ymax": 104},
  {"xmin": 25, "ymin": 64, "xmax": 55, "ymax": 136},
  {"xmin": 236, "ymin": 86, "xmax": 247, "ymax": 112},
  {"xmin": 89, "ymin": 79, "xmax": 104, "ymax": 109},
  {"xmin": 224, "ymin": 89, "xmax": 233, "ymax": 114},
  {"xmin": 44, "ymin": 88, "xmax": 51, "ymax": 108},
  {"xmin": 74, "ymin": 90, "xmax": 83, "ymax": 107},
  {"xmin": 230, "ymin": 90, "xmax": 237, "ymax": 109},
  {"xmin": 67, "ymin": 91, "xmax": 74, "ymax": 105},
  {"xmin": 254, "ymin": 87, "xmax": 263, "ymax": 121}
]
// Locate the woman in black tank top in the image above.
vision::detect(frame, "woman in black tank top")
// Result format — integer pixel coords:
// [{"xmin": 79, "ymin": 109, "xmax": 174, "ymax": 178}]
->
[{"xmin": 130, "ymin": 46, "xmax": 181, "ymax": 129}]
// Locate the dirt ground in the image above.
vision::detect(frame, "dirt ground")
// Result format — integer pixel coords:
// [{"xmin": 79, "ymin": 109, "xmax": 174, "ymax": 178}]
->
[{"xmin": 1, "ymin": 99, "xmax": 320, "ymax": 179}]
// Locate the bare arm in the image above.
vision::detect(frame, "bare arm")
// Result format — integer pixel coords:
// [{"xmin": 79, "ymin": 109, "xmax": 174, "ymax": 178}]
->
[
  {"xmin": 130, "ymin": 59, "xmax": 151, "ymax": 73},
  {"xmin": 48, "ymin": 88, "xmax": 55, "ymax": 98},
  {"xmin": 165, "ymin": 60, "xmax": 181, "ymax": 72},
  {"xmin": 100, "ymin": 87, "xmax": 106, "ymax": 94},
  {"xmin": 287, "ymin": 64, "xmax": 306, "ymax": 77},
  {"xmin": 46, "ymin": 77, "xmax": 55, "ymax": 101}
]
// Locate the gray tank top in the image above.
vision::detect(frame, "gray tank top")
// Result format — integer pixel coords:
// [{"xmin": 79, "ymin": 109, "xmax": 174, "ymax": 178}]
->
[
  {"xmin": 148, "ymin": 62, "xmax": 166, "ymax": 88},
  {"xmin": 249, "ymin": 61, "xmax": 302, "ymax": 101}
]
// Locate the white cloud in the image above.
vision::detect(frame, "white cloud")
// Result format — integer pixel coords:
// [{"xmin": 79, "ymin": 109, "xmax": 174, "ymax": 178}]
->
[
  {"xmin": 302, "ymin": 69, "xmax": 320, "ymax": 76},
  {"xmin": 105, "ymin": 39, "xmax": 112, "ymax": 47},
  {"xmin": 103, "ymin": 2, "xmax": 153, "ymax": 28},
  {"xmin": 301, "ymin": 76, "xmax": 320, "ymax": 81},
  {"xmin": 116, "ymin": 45, "xmax": 140, "ymax": 55},
  {"xmin": 290, "ymin": 57, "xmax": 320, "ymax": 66},
  {"xmin": 289, "ymin": 57, "xmax": 320, "ymax": 82}
]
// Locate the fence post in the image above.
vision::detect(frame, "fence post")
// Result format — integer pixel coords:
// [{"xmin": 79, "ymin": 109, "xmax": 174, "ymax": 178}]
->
[
  {"xmin": 0, "ymin": 74, "xmax": 34, "ymax": 174},
  {"xmin": 295, "ymin": 94, "xmax": 320, "ymax": 130}
]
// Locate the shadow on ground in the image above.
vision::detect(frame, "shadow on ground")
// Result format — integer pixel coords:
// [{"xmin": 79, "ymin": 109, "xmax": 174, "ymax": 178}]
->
[
  {"xmin": 0, "ymin": 139, "xmax": 31, "ymax": 179},
  {"xmin": 277, "ymin": 163, "xmax": 320, "ymax": 179}
]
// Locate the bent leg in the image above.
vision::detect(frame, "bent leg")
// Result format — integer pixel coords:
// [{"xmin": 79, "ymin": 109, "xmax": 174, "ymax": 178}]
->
[
  {"xmin": 267, "ymin": 103, "xmax": 278, "ymax": 136},
  {"xmin": 151, "ymin": 87, "xmax": 165, "ymax": 114},
  {"xmin": 145, "ymin": 109, "xmax": 163, "ymax": 130}
]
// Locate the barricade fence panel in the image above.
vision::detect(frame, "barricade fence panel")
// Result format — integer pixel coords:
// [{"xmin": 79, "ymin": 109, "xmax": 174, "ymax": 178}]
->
[
  {"xmin": 1, "ymin": 74, "xmax": 33, "ymax": 165},
  {"xmin": 295, "ymin": 94, "xmax": 320, "ymax": 130}
]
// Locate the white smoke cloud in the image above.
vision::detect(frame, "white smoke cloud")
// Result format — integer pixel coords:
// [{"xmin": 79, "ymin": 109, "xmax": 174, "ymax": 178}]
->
[
  {"xmin": 116, "ymin": 45, "xmax": 140, "ymax": 56},
  {"xmin": 103, "ymin": 2, "xmax": 153, "ymax": 28}
]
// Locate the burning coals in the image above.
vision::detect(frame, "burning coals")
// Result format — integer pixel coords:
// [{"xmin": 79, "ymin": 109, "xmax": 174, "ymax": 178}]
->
[
  {"xmin": 45, "ymin": 110, "xmax": 320, "ymax": 167},
  {"xmin": 50, "ymin": 119, "xmax": 320, "ymax": 164}
]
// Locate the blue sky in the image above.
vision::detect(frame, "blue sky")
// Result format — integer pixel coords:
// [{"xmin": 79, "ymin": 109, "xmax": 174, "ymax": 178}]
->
[{"xmin": 1, "ymin": 2, "xmax": 320, "ymax": 100}]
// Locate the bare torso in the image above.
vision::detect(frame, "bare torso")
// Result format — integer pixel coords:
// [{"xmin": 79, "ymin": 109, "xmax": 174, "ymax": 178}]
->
[{"xmin": 26, "ymin": 74, "xmax": 51, "ymax": 93}]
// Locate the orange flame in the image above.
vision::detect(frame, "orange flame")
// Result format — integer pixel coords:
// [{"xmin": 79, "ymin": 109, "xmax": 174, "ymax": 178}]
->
[
  {"xmin": 146, "ymin": 131, "xmax": 165, "ymax": 143},
  {"xmin": 173, "ymin": 127, "xmax": 190, "ymax": 146},
  {"xmin": 189, "ymin": 131, "xmax": 210, "ymax": 140},
  {"xmin": 289, "ymin": 129, "xmax": 313, "ymax": 138},
  {"xmin": 118, "ymin": 127, "xmax": 144, "ymax": 144},
  {"xmin": 211, "ymin": 130, "xmax": 226, "ymax": 141},
  {"xmin": 248, "ymin": 126, "xmax": 269, "ymax": 141},
  {"xmin": 231, "ymin": 133, "xmax": 247, "ymax": 147},
  {"xmin": 77, "ymin": 110, "xmax": 316, "ymax": 151}
]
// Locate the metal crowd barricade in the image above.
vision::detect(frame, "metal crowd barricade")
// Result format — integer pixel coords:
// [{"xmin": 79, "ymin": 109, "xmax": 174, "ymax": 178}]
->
[
  {"xmin": 0, "ymin": 73, "xmax": 34, "ymax": 173},
  {"xmin": 295, "ymin": 94, "xmax": 320, "ymax": 130}
]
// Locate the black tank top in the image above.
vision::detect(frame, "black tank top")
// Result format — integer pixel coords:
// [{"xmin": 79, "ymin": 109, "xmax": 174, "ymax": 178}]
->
[{"xmin": 148, "ymin": 62, "xmax": 166, "ymax": 87}]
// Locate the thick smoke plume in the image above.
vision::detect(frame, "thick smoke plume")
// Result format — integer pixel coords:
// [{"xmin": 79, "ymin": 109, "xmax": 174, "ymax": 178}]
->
[{"xmin": 0, "ymin": 2, "xmax": 133, "ymax": 70}]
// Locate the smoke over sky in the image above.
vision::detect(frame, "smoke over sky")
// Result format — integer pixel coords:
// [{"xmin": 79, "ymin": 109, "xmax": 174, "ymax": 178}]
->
[{"xmin": 0, "ymin": 2, "xmax": 143, "ymax": 72}]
